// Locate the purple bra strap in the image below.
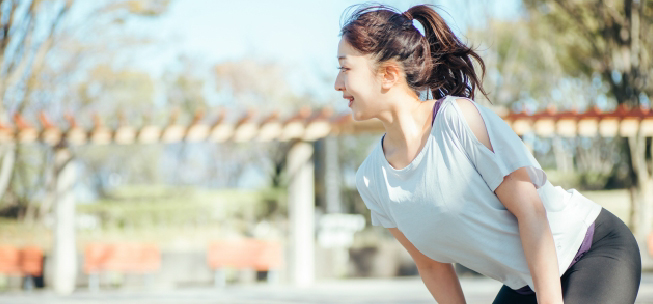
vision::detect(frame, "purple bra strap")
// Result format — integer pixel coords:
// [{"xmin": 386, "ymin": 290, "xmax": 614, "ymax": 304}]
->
[{"xmin": 431, "ymin": 97, "xmax": 446, "ymax": 126}]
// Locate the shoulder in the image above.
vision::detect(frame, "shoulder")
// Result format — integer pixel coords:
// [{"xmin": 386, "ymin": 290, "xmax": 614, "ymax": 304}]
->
[
  {"xmin": 437, "ymin": 97, "xmax": 478, "ymax": 124},
  {"xmin": 439, "ymin": 97, "xmax": 494, "ymax": 152},
  {"xmin": 453, "ymin": 98, "xmax": 481, "ymax": 119}
]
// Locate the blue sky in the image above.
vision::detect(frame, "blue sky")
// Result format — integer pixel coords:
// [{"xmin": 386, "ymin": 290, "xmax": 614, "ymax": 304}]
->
[
  {"xmin": 117, "ymin": 0, "xmax": 522, "ymax": 110},
  {"xmin": 145, "ymin": 0, "xmax": 521, "ymax": 64}
]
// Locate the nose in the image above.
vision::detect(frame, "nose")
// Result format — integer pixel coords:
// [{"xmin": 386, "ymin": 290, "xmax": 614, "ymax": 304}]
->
[{"xmin": 334, "ymin": 72, "xmax": 345, "ymax": 92}]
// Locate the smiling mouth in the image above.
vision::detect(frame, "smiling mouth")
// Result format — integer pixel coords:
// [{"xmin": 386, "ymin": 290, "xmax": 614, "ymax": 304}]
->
[{"xmin": 346, "ymin": 97, "xmax": 354, "ymax": 107}]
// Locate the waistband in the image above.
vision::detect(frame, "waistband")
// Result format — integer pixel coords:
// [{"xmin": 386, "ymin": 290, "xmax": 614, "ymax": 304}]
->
[{"xmin": 513, "ymin": 220, "xmax": 596, "ymax": 295}]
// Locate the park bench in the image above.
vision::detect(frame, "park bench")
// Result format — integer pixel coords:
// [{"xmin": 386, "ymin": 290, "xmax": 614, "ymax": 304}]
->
[
  {"xmin": 0, "ymin": 245, "xmax": 43, "ymax": 290},
  {"xmin": 207, "ymin": 239, "xmax": 282, "ymax": 287},
  {"xmin": 84, "ymin": 243, "xmax": 160, "ymax": 291}
]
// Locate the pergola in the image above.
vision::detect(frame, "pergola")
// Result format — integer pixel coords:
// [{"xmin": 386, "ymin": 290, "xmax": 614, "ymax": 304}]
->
[
  {"xmin": 9, "ymin": 103, "xmax": 652, "ymax": 145},
  {"xmin": 5, "ymin": 103, "xmax": 652, "ymax": 293}
]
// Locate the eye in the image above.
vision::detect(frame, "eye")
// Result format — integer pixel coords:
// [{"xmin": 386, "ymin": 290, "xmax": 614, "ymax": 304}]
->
[{"xmin": 337, "ymin": 66, "xmax": 349, "ymax": 72}]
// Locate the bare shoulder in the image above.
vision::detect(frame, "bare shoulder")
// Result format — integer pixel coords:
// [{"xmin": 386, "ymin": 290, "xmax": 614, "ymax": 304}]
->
[
  {"xmin": 454, "ymin": 98, "xmax": 479, "ymax": 115},
  {"xmin": 454, "ymin": 98, "xmax": 494, "ymax": 152}
]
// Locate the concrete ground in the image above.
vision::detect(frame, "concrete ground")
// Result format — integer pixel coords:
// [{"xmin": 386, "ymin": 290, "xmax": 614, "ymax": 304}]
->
[{"xmin": 1, "ymin": 273, "xmax": 652, "ymax": 304}]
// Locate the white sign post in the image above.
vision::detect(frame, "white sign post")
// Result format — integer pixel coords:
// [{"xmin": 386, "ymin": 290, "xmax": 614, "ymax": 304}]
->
[{"xmin": 318, "ymin": 213, "xmax": 365, "ymax": 278}]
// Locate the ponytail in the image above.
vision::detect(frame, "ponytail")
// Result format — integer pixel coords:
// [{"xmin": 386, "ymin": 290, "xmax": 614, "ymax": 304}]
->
[{"xmin": 340, "ymin": 4, "xmax": 489, "ymax": 102}]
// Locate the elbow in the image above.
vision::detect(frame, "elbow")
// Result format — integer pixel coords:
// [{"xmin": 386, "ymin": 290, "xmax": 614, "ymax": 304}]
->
[
  {"xmin": 510, "ymin": 190, "xmax": 548, "ymax": 222},
  {"xmin": 518, "ymin": 207, "xmax": 547, "ymax": 223},
  {"xmin": 514, "ymin": 199, "xmax": 550, "ymax": 230},
  {"xmin": 415, "ymin": 259, "xmax": 450, "ymax": 273},
  {"xmin": 527, "ymin": 200, "xmax": 547, "ymax": 219},
  {"xmin": 416, "ymin": 262, "xmax": 456, "ymax": 284}
]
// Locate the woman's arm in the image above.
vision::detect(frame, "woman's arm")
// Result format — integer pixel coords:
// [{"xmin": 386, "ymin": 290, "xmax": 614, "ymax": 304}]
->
[
  {"xmin": 494, "ymin": 169, "xmax": 563, "ymax": 304},
  {"xmin": 456, "ymin": 99, "xmax": 563, "ymax": 304},
  {"xmin": 388, "ymin": 228, "xmax": 466, "ymax": 304}
]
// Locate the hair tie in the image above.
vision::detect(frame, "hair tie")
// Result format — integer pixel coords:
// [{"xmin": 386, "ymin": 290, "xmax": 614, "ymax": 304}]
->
[{"xmin": 403, "ymin": 12, "xmax": 424, "ymax": 37}]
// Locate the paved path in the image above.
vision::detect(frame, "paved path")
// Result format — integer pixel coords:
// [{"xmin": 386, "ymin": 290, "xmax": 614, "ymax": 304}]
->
[{"xmin": 1, "ymin": 273, "xmax": 652, "ymax": 303}]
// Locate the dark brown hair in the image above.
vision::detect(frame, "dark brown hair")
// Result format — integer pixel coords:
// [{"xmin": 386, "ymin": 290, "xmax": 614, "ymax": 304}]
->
[{"xmin": 339, "ymin": 4, "xmax": 489, "ymax": 102}]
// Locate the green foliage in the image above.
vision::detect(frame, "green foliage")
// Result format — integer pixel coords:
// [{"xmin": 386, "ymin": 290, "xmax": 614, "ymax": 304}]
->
[
  {"xmin": 77, "ymin": 65, "xmax": 156, "ymax": 111},
  {"xmin": 546, "ymin": 170, "xmax": 612, "ymax": 190},
  {"xmin": 521, "ymin": 0, "xmax": 653, "ymax": 105},
  {"xmin": 77, "ymin": 184, "xmax": 287, "ymax": 231}
]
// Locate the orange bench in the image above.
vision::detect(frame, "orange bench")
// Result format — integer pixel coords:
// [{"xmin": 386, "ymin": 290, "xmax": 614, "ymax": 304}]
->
[
  {"xmin": 207, "ymin": 239, "xmax": 282, "ymax": 287},
  {"xmin": 0, "ymin": 246, "xmax": 21, "ymax": 276},
  {"xmin": 84, "ymin": 243, "xmax": 160, "ymax": 290},
  {"xmin": 0, "ymin": 245, "xmax": 43, "ymax": 290}
]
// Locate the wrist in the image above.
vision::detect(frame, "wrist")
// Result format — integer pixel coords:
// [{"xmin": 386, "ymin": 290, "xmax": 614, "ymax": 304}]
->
[{"xmin": 536, "ymin": 296, "xmax": 563, "ymax": 304}]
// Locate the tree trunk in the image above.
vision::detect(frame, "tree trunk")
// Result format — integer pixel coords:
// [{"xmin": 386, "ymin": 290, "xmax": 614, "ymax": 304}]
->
[
  {"xmin": 553, "ymin": 136, "xmax": 574, "ymax": 173},
  {"xmin": 0, "ymin": 143, "xmax": 16, "ymax": 203},
  {"xmin": 628, "ymin": 135, "xmax": 653, "ymax": 239}
]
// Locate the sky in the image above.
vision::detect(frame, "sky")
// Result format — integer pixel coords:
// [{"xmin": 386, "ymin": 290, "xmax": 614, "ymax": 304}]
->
[
  {"xmin": 118, "ymin": 0, "xmax": 523, "ymax": 110},
  {"xmin": 143, "ymin": 0, "xmax": 522, "ymax": 65}
]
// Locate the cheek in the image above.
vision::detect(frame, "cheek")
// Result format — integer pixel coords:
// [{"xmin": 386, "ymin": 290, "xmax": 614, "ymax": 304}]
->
[{"xmin": 347, "ymin": 71, "xmax": 376, "ymax": 97}]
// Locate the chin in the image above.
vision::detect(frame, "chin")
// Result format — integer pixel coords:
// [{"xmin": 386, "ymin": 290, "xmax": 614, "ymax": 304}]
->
[{"xmin": 351, "ymin": 111, "xmax": 370, "ymax": 122}]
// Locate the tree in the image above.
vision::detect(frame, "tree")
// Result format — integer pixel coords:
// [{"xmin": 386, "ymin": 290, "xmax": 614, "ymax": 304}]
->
[
  {"xmin": 468, "ymin": 19, "xmax": 568, "ymax": 107},
  {"xmin": 0, "ymin": 0, "xmax": 170, "ymax": 221},
  {"xmin": 213, "ymin": 59, "xmax": 325, "ymax": 189},
  {"xmin": 521, "ymin": 0, "xmax": 653, "ymax": 238},
  {"xmin": 214, "ymin": 59, "xmax": 310, "ymax": 113}
]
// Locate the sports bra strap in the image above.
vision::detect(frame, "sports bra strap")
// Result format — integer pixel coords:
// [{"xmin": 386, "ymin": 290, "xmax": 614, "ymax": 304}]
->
[{"xmin": 431, "ymin": 97, "xmax": 446, "ymax": 126}]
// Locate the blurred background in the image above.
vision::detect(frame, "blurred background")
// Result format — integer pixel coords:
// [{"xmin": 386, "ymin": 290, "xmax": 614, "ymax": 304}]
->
[{"xmin": 0, "ymin": 0, "xmax": 651, "ymax": 302}]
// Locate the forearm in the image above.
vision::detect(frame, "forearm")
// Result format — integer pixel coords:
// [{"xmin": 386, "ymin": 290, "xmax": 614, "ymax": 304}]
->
[
  {"xmin": 518, "ymin": 212, "xmax": 563, "ymax": 304},
  {"xmin": 417, "ymin": 263, "xmax": 466, "ymax": 304}
]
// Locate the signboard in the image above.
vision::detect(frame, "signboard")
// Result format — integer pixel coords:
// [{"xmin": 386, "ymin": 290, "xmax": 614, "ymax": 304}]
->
[{"xmin": 318, "ymin": 213, "xmax": 365, "ymax": 248}]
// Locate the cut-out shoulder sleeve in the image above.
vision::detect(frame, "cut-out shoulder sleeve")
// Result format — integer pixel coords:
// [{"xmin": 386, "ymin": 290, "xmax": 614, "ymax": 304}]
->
[
  {"xmin": 439, "ymin": 97, "xmax": 547, "ymax": 192},
  {"xmin": 355, "ymin": 160, "xmax": 397, "ymax": 228}
]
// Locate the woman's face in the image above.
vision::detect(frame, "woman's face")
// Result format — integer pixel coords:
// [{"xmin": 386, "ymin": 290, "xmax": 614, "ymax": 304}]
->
[{"xmin": 334, "ymin": 38, "xmax": 383, "ymax": 121}]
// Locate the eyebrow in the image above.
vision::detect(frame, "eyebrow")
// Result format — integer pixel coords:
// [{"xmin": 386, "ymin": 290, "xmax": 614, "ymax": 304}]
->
[{"xmin": 337, "ymin": 55, "xmax": 346, "ymax": 60}]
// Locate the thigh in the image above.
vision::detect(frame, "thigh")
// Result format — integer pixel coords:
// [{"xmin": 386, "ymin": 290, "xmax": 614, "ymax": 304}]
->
[
  {"xmin": 492, "ymin": 285, "xmax": 538, "ymax": 304},
  {"xmin": 561, "ymin": 209, "xmax": 641, "ymax": 304}
]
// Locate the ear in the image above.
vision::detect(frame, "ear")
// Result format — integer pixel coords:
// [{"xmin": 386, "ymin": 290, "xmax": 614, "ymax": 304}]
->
[{"xmin": 380, "ymin": 63, "xmax": 401, "ymax": 90}]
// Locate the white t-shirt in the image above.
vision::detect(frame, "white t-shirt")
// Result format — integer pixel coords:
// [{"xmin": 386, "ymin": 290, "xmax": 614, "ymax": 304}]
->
[{"xmin": 355, "ymin": 95, "xmax": 602, "ymax": 290}]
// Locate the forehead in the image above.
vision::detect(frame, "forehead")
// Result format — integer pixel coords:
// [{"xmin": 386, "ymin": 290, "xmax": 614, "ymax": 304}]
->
[{"xmin": 337, "ymin": 38, "xmax": 365, "ymax": 61}]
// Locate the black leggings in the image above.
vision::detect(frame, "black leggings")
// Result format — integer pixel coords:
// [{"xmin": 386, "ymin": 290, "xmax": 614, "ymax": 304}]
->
[{"xmin": 493, "ymin": 208, "xmax": 641, "ymax": 304}]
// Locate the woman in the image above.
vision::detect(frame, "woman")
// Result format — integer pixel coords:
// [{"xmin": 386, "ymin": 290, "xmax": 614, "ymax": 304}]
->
[{"xmin": 334, "ymin": 4, "xmax": 641, "ymax": 304}]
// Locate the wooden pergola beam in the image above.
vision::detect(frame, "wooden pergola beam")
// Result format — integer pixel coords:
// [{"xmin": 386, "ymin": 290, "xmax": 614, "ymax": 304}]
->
[{"xmin": 1, "ymin": 105, "xmax": 651, "ymax": 145}]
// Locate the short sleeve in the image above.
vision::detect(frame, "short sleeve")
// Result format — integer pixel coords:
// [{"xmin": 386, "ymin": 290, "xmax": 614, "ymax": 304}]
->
[
  {"xmin": 355, "ymin": 161, "xmax": 397, "ymax": 228},
  {"xmin": 440, "ymin": 97, "xmax": 547, "ymax": 192}
]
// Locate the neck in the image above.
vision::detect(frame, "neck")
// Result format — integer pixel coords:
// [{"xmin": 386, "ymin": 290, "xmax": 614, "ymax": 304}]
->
[{"xmin": 377, "ymin": 93, "xmax": 436, "ymax": 149}]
